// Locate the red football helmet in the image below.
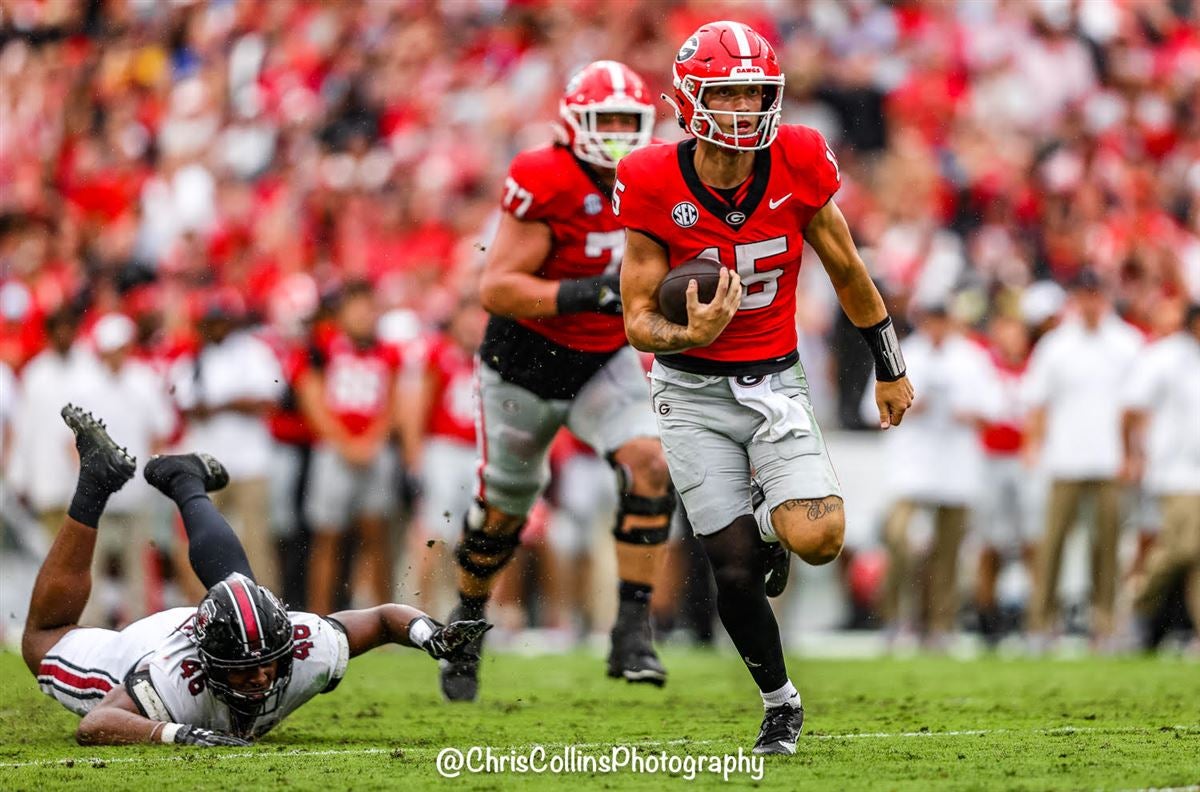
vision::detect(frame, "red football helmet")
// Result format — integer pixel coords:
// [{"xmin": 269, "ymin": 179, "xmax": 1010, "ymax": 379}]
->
[
  {"xmin": 559, "ymin": 60, "xmax": 655, "ymax": 169},
  {"xmin": 669, "ymin": 20, "xmax": 784, "ymax": 151}
]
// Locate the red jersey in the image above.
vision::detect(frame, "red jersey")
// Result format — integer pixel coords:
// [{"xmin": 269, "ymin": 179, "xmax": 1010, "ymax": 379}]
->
[
  {"xmin": 500, "ymin": 144, "xmax": 627, "ymax": 353},
  {"xmin": 261, "ymin": 331, "xmax": 316, "ymax": 446},
  {"xmin": 306, "ymin": 332, "xmax": 400, "ymax": 437},
  {"xmin": 423, "ymin": 333, "xmax": 477, "ymax": 445},
  {"xmin": 615, "ymin": 125, "xmax": 841, "ymax": 374}
]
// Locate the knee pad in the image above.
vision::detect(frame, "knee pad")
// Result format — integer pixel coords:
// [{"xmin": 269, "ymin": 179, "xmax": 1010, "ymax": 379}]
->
[
  {"xmin": 455, "ymin": 502, "xmax": 524, "ymax": 578},
  {"xmin": 608, "ymin": 456, "xmax": 675, "ymax": 546}
]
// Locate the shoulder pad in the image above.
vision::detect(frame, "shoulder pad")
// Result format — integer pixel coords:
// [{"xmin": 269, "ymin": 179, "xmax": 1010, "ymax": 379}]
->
[
  {"xmin": 321, "ymin": 617, "xmax": 351, "ymax": 694},
  {"xmin": 125, "ymin": 668, "xmax": 174, "ymax": 722}
]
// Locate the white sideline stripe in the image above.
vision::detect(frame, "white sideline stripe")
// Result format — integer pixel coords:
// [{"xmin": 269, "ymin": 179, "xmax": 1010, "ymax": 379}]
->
[{"xmin": 3, "ymin": 726, "xmax": 1196, "ymax": 770}]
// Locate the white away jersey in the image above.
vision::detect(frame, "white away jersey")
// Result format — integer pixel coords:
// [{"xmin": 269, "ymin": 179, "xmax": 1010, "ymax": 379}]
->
[{"xmin": 130, "ymin": 610, "xmax": 349, "ymax": 739}]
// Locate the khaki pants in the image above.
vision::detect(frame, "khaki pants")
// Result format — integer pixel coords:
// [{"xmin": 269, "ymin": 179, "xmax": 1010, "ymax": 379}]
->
[
  {"xmin": 79, "ymin": 509, "xmax": 154, "ymax": 627},
  {"xmin": 883, "ymin": 501, "xmax": 968, "ymax": 634},
  {"xmin": 211, "ymin": 478, "xmax": 279, "ymax": 592},
  {"xmin": 1029, "ymin": 479, "xmax": 1121, "ymax": 638},
  {"xmin": 1135, "ymin": 493, "xmax": 1200, "ymax": 627},
  {"xmin": 39, "ymin": 507, "xmax": 68, "ymax": 538}
]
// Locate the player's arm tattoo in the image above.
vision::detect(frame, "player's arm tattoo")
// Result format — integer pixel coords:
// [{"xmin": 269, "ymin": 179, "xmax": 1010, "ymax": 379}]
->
[
  {"xmin": 628, "ymin": 311, "xmax": 699, "ymax": 354},
  {"xmin": 778, "ymin": 497, "xmax": 843, "ymax": 521}
]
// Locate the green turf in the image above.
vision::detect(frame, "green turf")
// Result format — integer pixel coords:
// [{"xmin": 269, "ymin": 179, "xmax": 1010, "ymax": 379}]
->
[{"xmin": 1, "ymin": 647, "xmax": 1197, "ymax": 790}]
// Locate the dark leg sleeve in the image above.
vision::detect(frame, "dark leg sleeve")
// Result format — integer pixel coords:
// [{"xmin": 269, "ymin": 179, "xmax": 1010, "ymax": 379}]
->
[{"xmin": 700, "ymin": 516, "xmax": 788, "ymax": 693}]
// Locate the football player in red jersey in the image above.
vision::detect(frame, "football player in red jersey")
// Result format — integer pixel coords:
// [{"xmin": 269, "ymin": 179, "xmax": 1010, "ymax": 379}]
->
[
  {"xmin": 616, "ymin": 21, "xmax": 914, "ymax": 754},
  {"xmin": 441, "ymin": 61, "xmax": 675, "ymax": 701}
]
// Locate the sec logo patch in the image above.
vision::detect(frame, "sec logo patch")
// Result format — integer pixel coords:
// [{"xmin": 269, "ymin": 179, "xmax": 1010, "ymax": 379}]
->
[
  {"xmin": 583, "ymin": 194, "xmax": 603, "ymax": 215},
  {"xmin": 672, "ymin": 202, "xmax": 699, "ymax": 228}
]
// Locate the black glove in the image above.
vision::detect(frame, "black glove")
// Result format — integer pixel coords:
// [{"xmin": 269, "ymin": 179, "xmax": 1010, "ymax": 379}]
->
[
  {"xmin": 174, "ymin": 724, "xmax": 252, "ymax": 747},
  {"xmin": 419, "ymin": 618, "xmax": 493, "ymax": 661},
  {"xmin": 557, "ymin": 274, "xmax": 623, "ymax": 315}
]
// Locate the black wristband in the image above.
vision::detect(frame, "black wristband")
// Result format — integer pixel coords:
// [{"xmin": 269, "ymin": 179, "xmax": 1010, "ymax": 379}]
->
[
  {"xmin": 556, "ymin": 275, "xmax": 621, "ymax": 315},
  {"xmin": 857, "ymin": 316, "xmax": 906, "ymax": 382}
]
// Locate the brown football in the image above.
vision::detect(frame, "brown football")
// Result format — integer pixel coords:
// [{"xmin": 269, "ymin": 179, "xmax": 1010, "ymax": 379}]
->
[{"xmin": 656, "ymin": 257, "xmax": 724, "ymax": 326}]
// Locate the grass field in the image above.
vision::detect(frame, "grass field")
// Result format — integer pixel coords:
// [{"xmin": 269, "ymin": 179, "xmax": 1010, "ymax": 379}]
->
[{"xmin": 1, "ymin": 646, "xmax": 1197, "ymax": 790}]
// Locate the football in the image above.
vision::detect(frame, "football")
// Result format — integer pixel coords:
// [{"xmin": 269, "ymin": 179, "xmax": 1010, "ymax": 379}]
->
[{"xmin": 656, "ymin": 257, "xmax": 724, "ymax": 325}]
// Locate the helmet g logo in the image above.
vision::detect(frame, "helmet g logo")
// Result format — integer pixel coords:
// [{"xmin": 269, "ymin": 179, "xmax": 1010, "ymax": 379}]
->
[
  {"xmin": 676, "ymin": 36, "xmax": 699, "ymax": 62},
  {"xmin": 672, "ymin": 201, "xmax": 699, "ymax": 228}
]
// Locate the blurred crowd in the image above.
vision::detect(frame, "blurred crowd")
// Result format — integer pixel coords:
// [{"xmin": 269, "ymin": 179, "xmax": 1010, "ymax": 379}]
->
[{"xmin": 1, "ymin": 0, "xmax": 1198, "ymax": 652}]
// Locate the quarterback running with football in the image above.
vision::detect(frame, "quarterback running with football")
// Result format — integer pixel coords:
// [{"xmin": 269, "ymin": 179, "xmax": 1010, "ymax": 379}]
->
[
  {"xmin": 615, "ymin": 21, "xmax": 913, "ymax": 754},
  {"xmin": 441, "ymin": 60, "xmax": 675, "ymax": 701},
  {"xmin": 23, "ymin": 405, "xmax": 488, "ymax": 746}
]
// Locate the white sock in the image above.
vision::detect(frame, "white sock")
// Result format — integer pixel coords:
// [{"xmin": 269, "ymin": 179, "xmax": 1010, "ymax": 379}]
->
[{"xmin": 761, "ymin": 680, "xmax": 800, "ymax": 710}]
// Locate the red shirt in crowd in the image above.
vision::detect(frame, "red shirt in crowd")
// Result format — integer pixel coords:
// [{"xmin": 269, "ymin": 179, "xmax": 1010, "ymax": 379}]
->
[
  {"xmin": 306, "ymin": 331, "xmax": 400, "ymax": 437},
  {"xmin": 422, "ymin": 333, "xmax": 476, "ymax": 445}
]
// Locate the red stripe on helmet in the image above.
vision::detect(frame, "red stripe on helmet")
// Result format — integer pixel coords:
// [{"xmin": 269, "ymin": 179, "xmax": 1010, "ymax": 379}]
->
[{"xmin": 229, "ymin": 578, "xmax": 262, "ymax": 649}]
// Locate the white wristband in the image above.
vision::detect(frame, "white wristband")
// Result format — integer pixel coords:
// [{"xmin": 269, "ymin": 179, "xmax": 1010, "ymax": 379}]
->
[
  {"xmin": 159, "ymin": 722, "xmax": 183, "ymax": 744},
  {"xmin": 408, "ymin": 617, "xmax": 434, "ymax": 648}
]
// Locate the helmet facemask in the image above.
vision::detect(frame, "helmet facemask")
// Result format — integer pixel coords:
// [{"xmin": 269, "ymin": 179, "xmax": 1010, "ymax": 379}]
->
[
  {"xmin": 677, "ymin": 75, "xmax": 784, "ymax": 151},
  {"xmin": 561, "ymin": 103, "xmax": 655, "ymax": 169},
  {"xmin": 200, "ymin": 644, "xmax": 294, "ymax": 718}
]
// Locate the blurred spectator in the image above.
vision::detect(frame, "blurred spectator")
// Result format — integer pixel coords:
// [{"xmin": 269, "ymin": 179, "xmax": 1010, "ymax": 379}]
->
[
  {"xmin": 874, "ymin": 303, "xmax": 993, "ymax": 649},
  {"xmin": 262, "ymin": 273, "xmax": 321, "ymax": 608},
  {"xmin": 1123, "ymin": 304, "xmax": 1200, "ymax": 648},
  {"xmin": 973, "ymin": 313, "xmax": 1039, "ymax": 645},
  {"xmin": 72, "ymin": 313, "xmax": 175, "ymax": 627},
  {"xmin": 403, "ymin": 294, "xmax": 487, "ymax": 616},
  {"xmin": 546, "ymin": 433, "xmax": 617, "ymax": 639},
  {"xmin": 298, "ymin": 280, "xmax": 399, "ymax": 615},
  {"xmin": 1023, "ymin": 271, "xmax": 1143, "ymax": 648},
  {"xmin": 7, "ymin": 309, "xmax": 90, "ymax": 536},
  {"xmin": 168, "ymin": 291, "xmax": 283, "ymax": 592}
]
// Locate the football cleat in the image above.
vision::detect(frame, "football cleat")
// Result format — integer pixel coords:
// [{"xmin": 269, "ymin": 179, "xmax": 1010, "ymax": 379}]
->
[
  {"xmin": 753, "ymin": 703, "xmax": 804, "ymax": 755},
  {"xmin": 438, "ymin": 604, "xmax": 485, "ymax": 702},
  {"xmin": 607, "ymin": 610, "xmax": 667, "ymax": 687},
  {"xmin": 61, "ymin": 404, "xmax": 137, "ymax": 494},
  {"xmin": 752, "ymin": 478, "xmax": 790, "ymax": 598},
  {"xmin": 144, "ymin": 452, "xmax": 230, "ymax": 496}
]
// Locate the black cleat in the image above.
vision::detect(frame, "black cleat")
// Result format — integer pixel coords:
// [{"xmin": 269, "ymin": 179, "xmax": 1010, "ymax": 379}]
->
[
  {"xmin": 752, "ymin": 478, "xmax": 790, "ymax": 598},
  {"xmin": 61, "ymin": 404, "xmax": 136, "ymax": 494},
  {"xmin": 753, "ymin": 703, "xmax": 804, "ymax": 755},
  {"xmin": 607, "ymin": 611, "xmax": 667, "ymax": 687},
  {"xmin": 439, "ymin": 604, "xmax": 484, "ymax": 702},
  {"xmin": 143, "ymin": 453, "xmax": 229, "ymax": 496}
]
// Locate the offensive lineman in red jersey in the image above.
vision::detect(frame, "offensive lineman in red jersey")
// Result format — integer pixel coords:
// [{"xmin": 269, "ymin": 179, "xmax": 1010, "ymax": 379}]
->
[
  {"xmin": 616, "ymin": 21, "xmax": 914, "ymax": 754},
  {"xmin": 440, "ymin": 61, "xmax": 675, "ymax": 701}
]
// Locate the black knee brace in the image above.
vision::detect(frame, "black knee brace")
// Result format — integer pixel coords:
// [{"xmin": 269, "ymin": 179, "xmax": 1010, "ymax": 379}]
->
[
  {"xmin": 455, "ymin": 503, "xmax": 524, "ymax": 578},
  {"xmin": 608, "ymin": 456, "xmax": 675, "ymax": 546}
]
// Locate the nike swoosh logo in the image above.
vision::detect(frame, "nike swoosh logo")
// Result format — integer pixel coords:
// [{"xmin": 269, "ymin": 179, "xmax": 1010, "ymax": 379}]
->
[{"xmin": 769, "ymin": 194, "xmax": 792, "ymax": 209}]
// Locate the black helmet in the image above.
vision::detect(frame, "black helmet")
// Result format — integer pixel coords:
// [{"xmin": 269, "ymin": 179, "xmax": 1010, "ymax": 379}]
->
[{"xmin": 193, "ymin": 573, "xmax": 294, "ymax": 717}]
